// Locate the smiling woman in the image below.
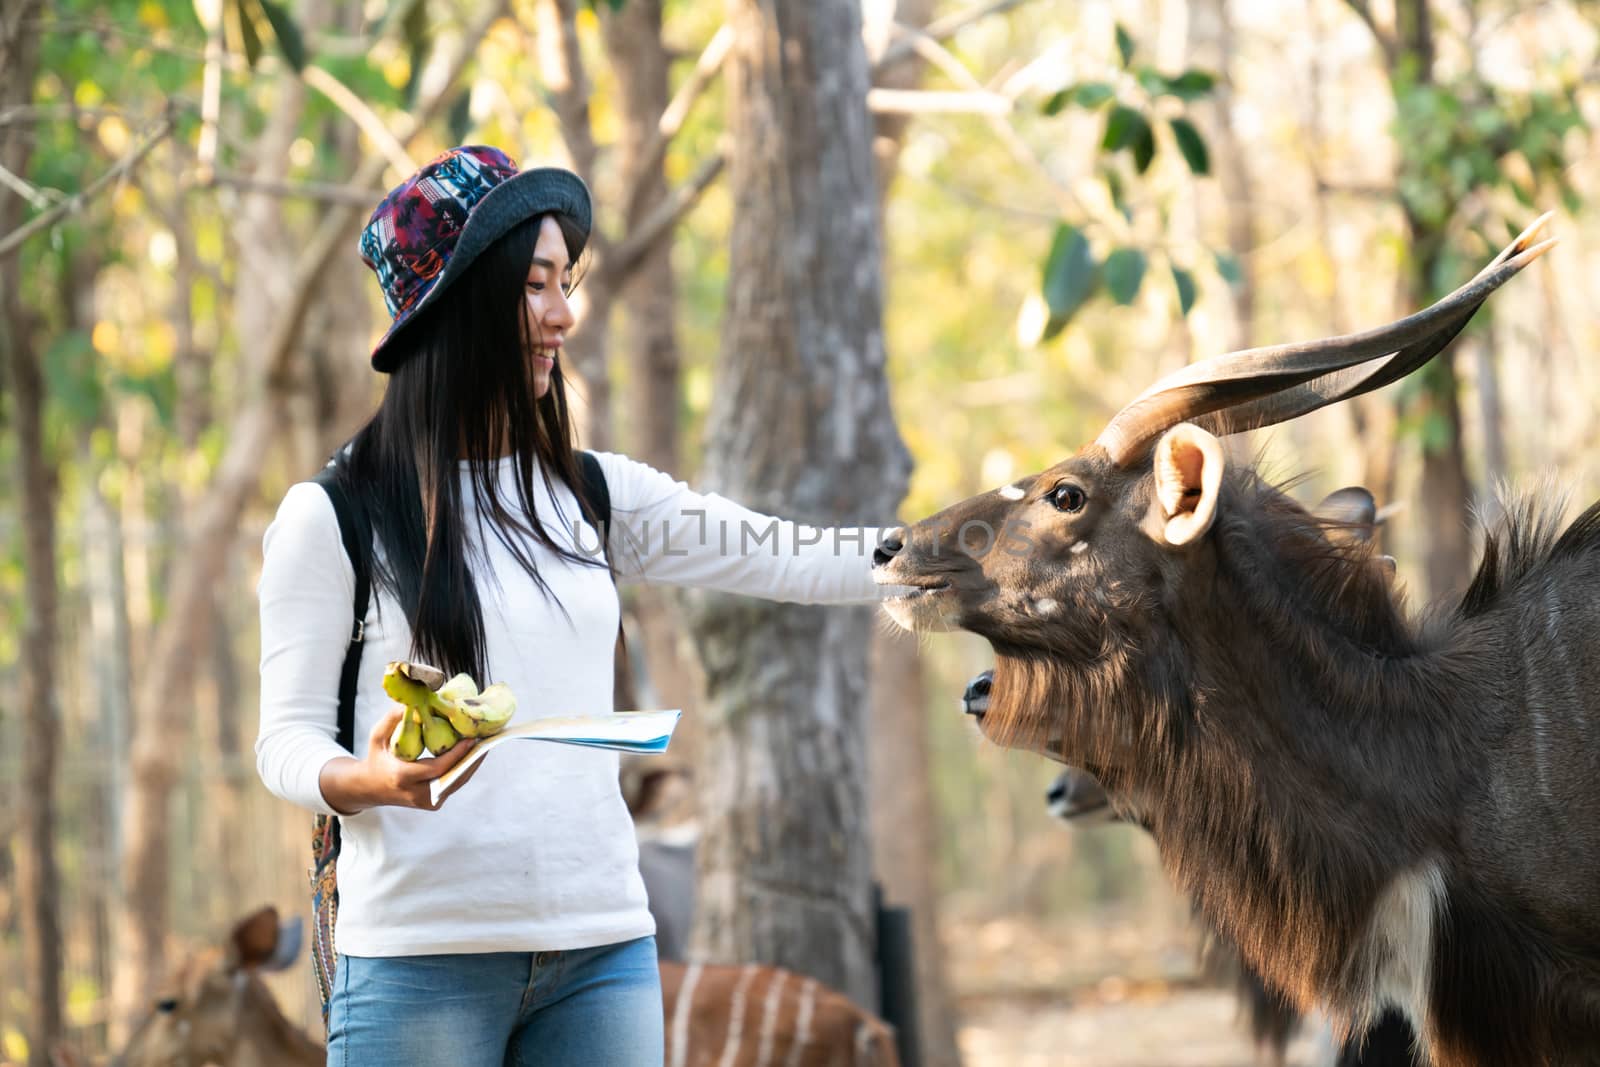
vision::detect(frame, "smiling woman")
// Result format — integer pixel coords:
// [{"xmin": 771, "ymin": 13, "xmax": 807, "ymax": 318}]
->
[{"xmin": 253, "ymin": 144, "xmax": 899, "ymax": 1066}]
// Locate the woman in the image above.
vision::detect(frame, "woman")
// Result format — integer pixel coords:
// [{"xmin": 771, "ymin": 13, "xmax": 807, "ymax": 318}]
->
[{"xmin": 254, "ymin": 146, "xmax": 890, "ymax": 1065}]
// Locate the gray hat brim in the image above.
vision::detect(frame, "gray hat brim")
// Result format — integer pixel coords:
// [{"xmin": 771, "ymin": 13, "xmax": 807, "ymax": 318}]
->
[{"xmin": 371, "ymin": 167, "xmax": 593, "ymax": 372}]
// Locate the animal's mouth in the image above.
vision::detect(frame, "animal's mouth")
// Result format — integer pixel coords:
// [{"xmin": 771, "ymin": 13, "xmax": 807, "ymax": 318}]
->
[{"xmin": 875, "ymin": 578, "xmax": 951, "ymax": 602}]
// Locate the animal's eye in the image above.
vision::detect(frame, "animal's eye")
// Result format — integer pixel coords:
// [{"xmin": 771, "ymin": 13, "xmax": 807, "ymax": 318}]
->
[
  {"xmin": 1047, "ymin": 484, "xmax": 1086, "ymax": 513},
  {"xmin": 156, "ymin": 998, "xmax": 180, "ymax": 1013}
]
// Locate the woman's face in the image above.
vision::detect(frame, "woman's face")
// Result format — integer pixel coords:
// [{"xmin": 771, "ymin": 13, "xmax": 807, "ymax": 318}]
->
[{"xmin": 523, "ymin": 216, "xmax": 576, "ymax": 399}]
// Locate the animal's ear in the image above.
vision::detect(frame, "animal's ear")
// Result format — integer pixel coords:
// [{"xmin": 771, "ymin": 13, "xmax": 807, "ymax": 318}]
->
[
  {"xmin": 1314, "ymin": 485, "xmax": 1376, "ymax": 529},
  {"xmin": 1149, "ymin": 423, "xmax": 1224, "ymax": 546},
  {"xmin": 226, "ymin": 907, "xmax": 282, "ymax": 971}
]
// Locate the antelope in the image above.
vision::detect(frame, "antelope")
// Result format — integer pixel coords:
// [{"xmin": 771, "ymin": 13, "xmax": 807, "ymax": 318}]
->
[
  {"xmin": 977, "ymin": 487, "xmax": 1421, "ymax": 1066},
  {"xmin": 115, "ymin": 907, "xmax": 321, "ymax": 1067},
  {"xmin": 115, "ymin": 907, "xmax": 900, "ymax": 1067},
  {"xmin": 873, "ymin": 217, "xmax": 1600, "ymax": 1066}
]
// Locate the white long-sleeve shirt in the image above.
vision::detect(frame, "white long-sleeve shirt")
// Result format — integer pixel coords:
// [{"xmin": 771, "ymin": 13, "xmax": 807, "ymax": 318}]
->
[{"xmin": 256, "ymin": 451, "xmax": 889, "ymax": 957}]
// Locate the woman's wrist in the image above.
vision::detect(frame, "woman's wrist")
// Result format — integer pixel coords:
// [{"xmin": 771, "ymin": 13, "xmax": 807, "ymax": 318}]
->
[{"xmin": 318, "ymin": 755, "xmax": 375, "ymax": 816}]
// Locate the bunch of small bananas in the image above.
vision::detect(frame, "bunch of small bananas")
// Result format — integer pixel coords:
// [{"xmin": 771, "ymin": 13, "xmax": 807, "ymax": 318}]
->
[{"xmin": 383, "ymin": 661, "xmax": 517, "ymax": 761}]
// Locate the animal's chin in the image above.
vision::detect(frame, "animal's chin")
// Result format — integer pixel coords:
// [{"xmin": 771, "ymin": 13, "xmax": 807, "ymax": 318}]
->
[{"xmin": 877, "ymin": 582, "xmax": 958, "ymax": 632}]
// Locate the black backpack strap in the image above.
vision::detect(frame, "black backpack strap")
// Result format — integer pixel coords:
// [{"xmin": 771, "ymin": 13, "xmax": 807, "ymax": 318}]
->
[
  {"xmin": 313, "ymin": 464, "xmax": 372, "ymax": 753},
  {"xmin": 576, "ymin": 450, "xmax": 611, "ymax": 531}
]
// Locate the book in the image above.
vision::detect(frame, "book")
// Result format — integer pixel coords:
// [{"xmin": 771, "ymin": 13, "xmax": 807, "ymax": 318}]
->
[{"xmin": 429, "ymin": 709, "xmax": 682, "ymax": 805}]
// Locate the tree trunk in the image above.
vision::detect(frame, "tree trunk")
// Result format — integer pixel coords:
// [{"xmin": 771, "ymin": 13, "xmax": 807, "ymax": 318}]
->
[
  {"xmin": 536, "ymin": 0, "xmax": 614, "ymax": 449},
  {"xmin": 603, "ymin": 0, "xmax": 681, "ymax": 474},
  {"xmin": 1411, "ymin": 339, "xmax": 1474, "ymax": 600},
  {"xmin": 1192, "ymin": 0, "xmax": 1257, "ymax": 348},
  {"xmin": 861, "ymin": 0, "xmax": 964, "ymax": 1061},
  {"xmin": 600, "ymin": 0, "xmax": 705, "ymax": 750},
  {"xmin": 1340, "ymin": 0, "xmax": 1472, "ymax": 597},
  {"xmin": 82, "ymin": 473, "xmax": 131, "ymax": 1056},
  {"xmin": 1, "ymin": 4, "xmax": 66, "ymax": 1062},
  {"xmin": 869, "ymin": 629, "xmax": 961, "ymax": 1066},
  {"xmin": 688, "ymin": 0, "xmax": 911, "ymax": 1006},
  {"xmin": 110, "ymin": 38, "xmax": 312, "ymax": 1039}
]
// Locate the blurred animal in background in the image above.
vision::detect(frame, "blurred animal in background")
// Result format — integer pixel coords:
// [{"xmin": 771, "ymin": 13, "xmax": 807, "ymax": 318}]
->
[
  {"xmin": 114, "ymin": 906, "xmax": 321, "ymax": 1067},
  {"xmin": 622, "ymin": 754, "xmax": 700, "ymax": 964}
]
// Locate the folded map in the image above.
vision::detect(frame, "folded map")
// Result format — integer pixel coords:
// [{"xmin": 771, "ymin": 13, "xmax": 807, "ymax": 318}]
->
[{"xmin": 429, "ymin": 709, "xmax": 682, "ymax": 805}]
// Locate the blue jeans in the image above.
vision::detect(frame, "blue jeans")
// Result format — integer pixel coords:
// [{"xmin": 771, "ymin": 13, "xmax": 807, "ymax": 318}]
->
[{"xmin": 326, "ymin": 936, "xmax": 663, "ymax": 1066}]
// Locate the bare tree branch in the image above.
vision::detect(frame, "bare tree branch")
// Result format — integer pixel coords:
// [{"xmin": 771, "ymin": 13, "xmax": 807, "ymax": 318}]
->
[
  {"xmin": 0, "ymin": 103, "xmax": 173, "ymax": 127},
  {"xmin": 303, "ymin": 64, "xmax": 419, "ymax": 176},
  {"xmin": 0, "ymin": 159, "xmax": 60, "ymax": 207},
  {"xmin": 606, "ymin": 147, "xmax": 725, "ymax": 284},
  {"xmin": 866, "ymin": 88, "xmax": 1013, "ymax": 114},
  {"xmin": 874, "ymin": 0, "xmax": 1035, "ymax": 72},
  {"xmin": 207, "ymin": 169, "xmax": 386, "ymax": 206},
  {"xmin": 1315, "ymin": 177, "xmax": 1395, "ymax": 200},
  {"xmin": 195, "ymin": 0, "xmax": 224, "ymax": 179},
  {"xmin": 1343, "ymin": 0, "xmax": 1398, "ymax": 67},
  {"xmin": 624, "ymin": 24, "xmax": 732, "ymax": 206},
  {"xmin": 0, "ymin": 116, "xmax": 175, "ymax": 257},
  {"xmin": 535, "ymin": 0, "xmax": 599, "ymax": 184}
]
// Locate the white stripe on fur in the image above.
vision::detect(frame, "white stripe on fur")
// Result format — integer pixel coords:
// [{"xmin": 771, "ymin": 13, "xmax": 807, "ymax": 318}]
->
[
  {"xmin": 782, "ymin": 978, "xmax": 817, "ymax": 1067},
  {"xmin": 669, "ymin": 962, "xmax": 703, "ymax": 1067},
  {"xmin": 754, "ymin": 968, "xmax": 789, "ymax": 1067},
  {"xmin": 717, "ymin": 964, "xmax": 760, "ymax": 1067}
]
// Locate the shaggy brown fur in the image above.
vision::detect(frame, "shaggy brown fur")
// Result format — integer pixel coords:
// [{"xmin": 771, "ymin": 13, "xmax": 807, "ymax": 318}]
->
[{"xmin": 879, "ymin": 447, "xmax": 1600, "ymax": 1067}]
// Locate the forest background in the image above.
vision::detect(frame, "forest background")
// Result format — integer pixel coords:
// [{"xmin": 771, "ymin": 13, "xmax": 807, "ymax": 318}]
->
[{"xmin": 2, "ymin": 0, "xmax": 1598, "ymax": 1064}]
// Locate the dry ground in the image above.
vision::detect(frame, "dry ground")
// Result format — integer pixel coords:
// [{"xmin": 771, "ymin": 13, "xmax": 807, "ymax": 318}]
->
[{"xmin": 943, "ymin": 910, "xmax": 1342, "ymax": 1067}]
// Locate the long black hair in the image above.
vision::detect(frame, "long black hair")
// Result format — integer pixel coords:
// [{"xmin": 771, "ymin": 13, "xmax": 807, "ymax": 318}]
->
[{"xmin": 335, "ymin": 213, "xmax": 605, "ymax": 682}]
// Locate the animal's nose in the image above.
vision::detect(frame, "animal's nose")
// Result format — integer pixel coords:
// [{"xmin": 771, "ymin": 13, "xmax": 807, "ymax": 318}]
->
[
  {"xmin": 962, "ymin": 669, "xmax": 992, "ymax": 718},
  {"xmin": 872, "ymin": 528, "xmax": 906, "ymax": 568}
]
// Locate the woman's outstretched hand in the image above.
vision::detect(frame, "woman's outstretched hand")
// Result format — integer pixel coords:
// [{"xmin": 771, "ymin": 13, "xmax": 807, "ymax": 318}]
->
[{"xmin": 319, "ymin": 706, "xmax": 483, "ymax": 814}]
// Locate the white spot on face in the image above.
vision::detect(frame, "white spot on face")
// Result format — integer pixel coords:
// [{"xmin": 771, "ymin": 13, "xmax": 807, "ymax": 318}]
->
[
  {"xmin": 1032, "ymin": 598, "xmax": 1059, "ymax": 615},
  {"xmin": 1070, "ymin": 541, "xmax": 1089, "ymax": 555},
  {"xmin": 998, "ymin": 484, "xmax": 1026, "ymax": 501}
]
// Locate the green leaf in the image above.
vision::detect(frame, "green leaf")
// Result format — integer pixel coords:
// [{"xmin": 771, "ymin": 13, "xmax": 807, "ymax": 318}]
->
[
  {"xmin": 1507, "ymin": 176, "xmax": 1535, "ymax": 209},
  {"xmin": 1102, "ymin": 105, "xmax": 1148, "ymax": 153},
  {"xmin": 1115, "ymin": 23, "xmax": 1136, "ymax": 67},
  {"xmin": 258, "ymin": 0, "xmax": 307, "ymax": 71},
  {"xmin": 232, "ymin": 0, "xmax": 263, "ymax": 68},
  {"xmin": 1170, "ymin": 117, "xmax": 1209, "ymax": 175},
  {"xmin": 1041, "ymin": 223, "xmax": 1098, "ymax": 332},
  {"xmin": 1042, "ymin": 88, "xmax": 1072, "ymax": 116},
  {"xmin": 1214, "ymin": 250, "xmax": 1242, "ymax": 284},
  {"xmin": 1164, "ymin": 69, "xmax": 1216, "ymax": 100},
  {"xmin": 1132, "ymin": 118, "xmax": 1156, "ymax": 173},
  {"xmin": 1172, "ymin": 265, "xmax": 1197, "ymax": 315},
  {"xmin": 1074, "ymin": 81, "xmax": 1115, "ymax": 108},
  {"xmin": 1102, "ymin": 166, "xmax": 1127, "ymax": 217},
  {"xmin": 1104, "ymin": 248, "xmax": 1147, "ymax": 305},
  {"xmin": 1136, "ymin": 68, "xmax": 1168, "ymax": 97}
]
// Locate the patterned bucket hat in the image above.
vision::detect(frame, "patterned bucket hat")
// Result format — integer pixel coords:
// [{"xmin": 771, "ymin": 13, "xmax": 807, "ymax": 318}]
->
[{"xmin": 358, "ymin": 145, "xmax": 592, "ymax": 372}]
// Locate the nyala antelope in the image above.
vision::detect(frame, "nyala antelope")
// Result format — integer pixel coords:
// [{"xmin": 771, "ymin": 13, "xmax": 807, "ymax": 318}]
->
[
  {"xmin": 976, "ymin": 487, "xmax": 1422, "ymax": 1067},
  {"xmin": 874, "ymin": 216, "xmax": 1600, "ymax": 1066}
]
